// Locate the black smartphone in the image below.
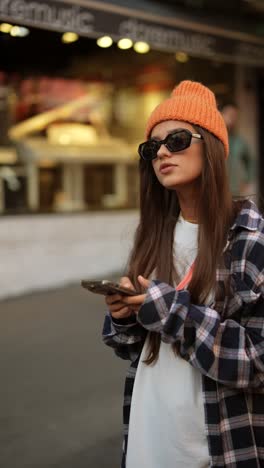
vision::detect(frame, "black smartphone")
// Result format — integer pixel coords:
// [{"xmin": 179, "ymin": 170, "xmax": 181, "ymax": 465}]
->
[{"xmin": 81, "ymin": 280, "xmax": 140, "ymax": 296}]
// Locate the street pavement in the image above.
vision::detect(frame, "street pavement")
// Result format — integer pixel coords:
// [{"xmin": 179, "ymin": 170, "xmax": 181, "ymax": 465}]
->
[{"xmin": 0, "ymin": 279, "xmax": 128, "ymax": 468}]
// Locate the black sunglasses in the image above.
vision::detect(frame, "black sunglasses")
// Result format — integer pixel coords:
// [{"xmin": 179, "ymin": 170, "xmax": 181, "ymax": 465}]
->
[{"xmin": 138, "ymin": 128, "xmax": 203, "ymax": 161}]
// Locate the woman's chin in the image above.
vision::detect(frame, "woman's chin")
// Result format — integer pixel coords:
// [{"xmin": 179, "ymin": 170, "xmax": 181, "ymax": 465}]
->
[
  {"xmin": 162, "ymin": 178, "xmax": 187, "ymax": 189},
  {"xmin": 158, "ymin": 174, "xmax": 198, "ymax": 190}
]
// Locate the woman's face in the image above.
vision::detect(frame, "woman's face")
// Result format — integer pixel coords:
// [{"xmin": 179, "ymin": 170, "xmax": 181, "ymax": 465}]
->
[{"xmin": 151, "ymin": 120, "xmax": 204, "ymax": 191}]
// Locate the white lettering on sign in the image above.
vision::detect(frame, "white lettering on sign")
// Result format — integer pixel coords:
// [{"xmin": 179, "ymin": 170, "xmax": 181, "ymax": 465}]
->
[
  {"xmin": 0, "ymin": 0, "xmax": 94, "ymax": 33},
  {"xmin": 235, "ymin": 42, "xmax": 264, "ymax": 61},
  {"xmin": 119, "ymin": 19, "xmax": 215, "ymax": 56}
]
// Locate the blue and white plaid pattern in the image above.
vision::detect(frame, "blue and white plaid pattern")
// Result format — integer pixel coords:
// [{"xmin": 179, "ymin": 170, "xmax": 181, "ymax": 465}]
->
[{"xmin": 103, "ymin": 200, "xmax": 264, "ymax": 467}]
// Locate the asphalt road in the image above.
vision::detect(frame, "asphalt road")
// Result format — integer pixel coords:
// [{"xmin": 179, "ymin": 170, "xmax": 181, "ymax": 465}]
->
[{"xmin": 0, "ymin": 281, "xmax": 128, "ymax": 468}]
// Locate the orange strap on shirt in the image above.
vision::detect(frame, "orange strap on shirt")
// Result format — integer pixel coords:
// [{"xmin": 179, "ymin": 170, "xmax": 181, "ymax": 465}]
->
[{"xmin": 176, "ymin": 262, "xmax": 195, "ymax": 291}]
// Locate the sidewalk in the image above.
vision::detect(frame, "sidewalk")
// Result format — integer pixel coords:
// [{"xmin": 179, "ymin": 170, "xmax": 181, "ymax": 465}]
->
[
  {"xmin": 0, "ymin": 282, "xmax": 127, "ymax": 468},
  {"xmin": 0, "ymin": 210, "xmax": 138, "ymax": 300}
]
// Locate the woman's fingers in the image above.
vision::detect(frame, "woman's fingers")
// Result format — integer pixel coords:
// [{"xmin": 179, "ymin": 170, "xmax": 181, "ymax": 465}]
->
[
  {"xmin": 122, "ymin": 293, "xmax": 146, "ymax": 305},
  {"xmin": 105, "ymin": 293, "xmax": 122, "ymax": 305},
  {"xmin": 105, "ymin": 292, "xmax": 132, "ymax": 317},
  {"xmin": 109, "ymin": 301, "xmax": 128, "ymax": 313},
  {"xmin": 120, "ymin": 276, "xmax": 136, "ymax": 291},
  {"xmin": 105, "ymin": 275, "xmax": 149, "ymax": 317},
  {"xmin": 111, "ymin": 307, "xmax": 131, "ymax": 319}
]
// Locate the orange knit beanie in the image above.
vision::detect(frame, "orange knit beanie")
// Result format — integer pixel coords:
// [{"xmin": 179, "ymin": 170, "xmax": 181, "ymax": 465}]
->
[{"xmin": 145, "ymin": 80, "xmax": 229, "ymax": 157}]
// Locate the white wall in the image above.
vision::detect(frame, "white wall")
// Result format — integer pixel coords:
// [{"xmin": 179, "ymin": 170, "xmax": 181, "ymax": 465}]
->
[{"xmin": 0, "ymin": 211, "xmax": 138, "ymax": 300}]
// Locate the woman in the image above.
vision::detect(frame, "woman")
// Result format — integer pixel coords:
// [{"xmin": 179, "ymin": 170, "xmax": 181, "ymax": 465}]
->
[{"xmin": 102, "ymin": 80, "xmax": 264, "ymax": 467}]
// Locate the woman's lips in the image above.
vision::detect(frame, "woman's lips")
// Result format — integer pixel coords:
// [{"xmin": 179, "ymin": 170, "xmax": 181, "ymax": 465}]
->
[{"xmin": 159, "ymin": 163, "xmax": 177, "ymax": 174}]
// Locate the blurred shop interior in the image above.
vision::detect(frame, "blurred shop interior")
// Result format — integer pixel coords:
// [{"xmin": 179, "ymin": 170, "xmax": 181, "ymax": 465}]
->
[{"xmin": 0, "ymin": 0, "xmax": 264, "ymax": 214}]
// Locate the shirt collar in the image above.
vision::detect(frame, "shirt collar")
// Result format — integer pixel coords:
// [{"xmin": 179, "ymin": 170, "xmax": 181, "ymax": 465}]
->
[{"xmin": 229, "ymin": 199, "xmax": 262, "ymax": 234}]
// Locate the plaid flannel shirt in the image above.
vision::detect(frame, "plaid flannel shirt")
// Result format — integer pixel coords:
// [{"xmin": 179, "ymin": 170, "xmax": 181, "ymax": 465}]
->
[{"xmin": 102, "ymin": 199, "xmax": 264, "ymax": 468}]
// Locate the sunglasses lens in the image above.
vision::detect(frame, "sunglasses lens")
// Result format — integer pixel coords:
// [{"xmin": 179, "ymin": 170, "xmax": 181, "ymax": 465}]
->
[
  {"xmin": 167, "ymin": 130, "xmax": 192, "ymax": 152},
  {"xmin": 139, "ymin": 141, "xmax": 159, "ymax": 160},
  {"xmin": 138, "ymin": 129, "xmax": 194, "ymax": 160}
]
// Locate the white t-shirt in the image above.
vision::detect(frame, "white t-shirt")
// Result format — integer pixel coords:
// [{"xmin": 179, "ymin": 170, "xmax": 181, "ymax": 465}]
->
[{"xmin": 126, "ymin": 215, "xmax": 210, "ymax": 468}]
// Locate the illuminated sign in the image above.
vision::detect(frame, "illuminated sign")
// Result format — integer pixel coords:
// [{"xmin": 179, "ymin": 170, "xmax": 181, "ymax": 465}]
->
[
  {"xmin": 0, "ymin": 0, "xmax": 94, "ymax": 33},
  {"xmin": 1, "ymin": 0, "xmax": 264, "ymax": 66}
]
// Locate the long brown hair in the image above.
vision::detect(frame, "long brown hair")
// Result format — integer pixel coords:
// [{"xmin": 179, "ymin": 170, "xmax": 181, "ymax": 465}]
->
[{"xmin": 126, "ymin": 125, "xmax": 234, "ymax": 364}]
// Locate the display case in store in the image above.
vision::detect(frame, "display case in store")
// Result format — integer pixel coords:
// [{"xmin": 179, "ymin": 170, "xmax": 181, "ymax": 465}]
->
[{"xmin": 7, "ymin": 84, "xmax": 138, "ymax": 213}]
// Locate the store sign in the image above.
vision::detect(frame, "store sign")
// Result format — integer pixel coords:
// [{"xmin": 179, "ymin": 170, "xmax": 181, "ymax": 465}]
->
[
  {"xmin": 118, "ymin": 18, "xmax": 264, "ymax": 67},
  {"xmin": 1, "ymin": 0, "xmax": 264, "ymax": 67},
  {"xmin": 0, "ymin": 0, "xmax": 95, "ymax": 34},
  {"xmin": 119, "ymin": 18, "xmax": 216, "ymax": 58}
]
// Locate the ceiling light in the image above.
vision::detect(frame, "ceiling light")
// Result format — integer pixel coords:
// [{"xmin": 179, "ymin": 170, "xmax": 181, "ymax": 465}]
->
[
  {"xmin": 96, "ymin": 36, "xmax": 113, "ymax": 48},
  {"xmin": 10, "ymin": 26, "xmax": 20, "ymax": 37},
  {"xmin": 117, "ymin": 38, "xmax": 133, "ymax": 50},
  {"xmin": 0, "ymin": 23, "xmax": 13, "ymax": 33},
  {"xmin": 16, "ymin": 26, "xmax": 29, "ymax": 37},
  {"xmin": 62, "ymin": 32, "xmax": 79, "ymax": 44},
  {"xmin": 10, "ymin": 26, "xmax": 29, "ymax": 37},
  {"xmin": 175, "ymin": 52, "xmax": 189, "ymax": 63},
  {"xmin": 134, "ymin": 41, "xmax": 150, "ymax": 54}
]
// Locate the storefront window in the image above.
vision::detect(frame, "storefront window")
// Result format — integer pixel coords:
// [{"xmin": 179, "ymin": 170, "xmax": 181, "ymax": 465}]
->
[{"xmin": 0, "ymin": 26, "xmax": 239, "ymax": 214}]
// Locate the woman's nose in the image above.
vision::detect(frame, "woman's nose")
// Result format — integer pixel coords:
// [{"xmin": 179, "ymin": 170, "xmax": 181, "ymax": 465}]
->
[{"xmin": 156, "ymin": 144, "xmax": 172, "ymax": 158}]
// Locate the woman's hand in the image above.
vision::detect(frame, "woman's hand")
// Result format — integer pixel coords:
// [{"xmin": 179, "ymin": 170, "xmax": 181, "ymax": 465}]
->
[
  {"xmin": 122, "ymin": 276, "xmax": 150, "ymax": 315},
  {"xmin": 105, "ymin": 276, "xmax": 150, "ymax": 319},
  {"xmin": 105, "ymin": 276, "xmax": 136, "ymax": 320}
]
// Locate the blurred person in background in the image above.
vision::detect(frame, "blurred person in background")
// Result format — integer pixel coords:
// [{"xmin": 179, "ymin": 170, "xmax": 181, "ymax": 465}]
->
[
  {"xmin": 102, "ymin": 81, "xmax": 264, "ymax": 468},
  {"xmin": 221, "ymin": 102, "xmax": 255, "ymax": 197}
]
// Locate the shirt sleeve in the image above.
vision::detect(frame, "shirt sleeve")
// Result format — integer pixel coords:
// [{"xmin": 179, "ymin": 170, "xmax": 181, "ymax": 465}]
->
[
  {"xmin": 137, "ymin": 271, "xmax": 264, "ymax": 388},
  {"xmin": 102, "ymin": 312, "xmax": 147, "ymax": 362}
]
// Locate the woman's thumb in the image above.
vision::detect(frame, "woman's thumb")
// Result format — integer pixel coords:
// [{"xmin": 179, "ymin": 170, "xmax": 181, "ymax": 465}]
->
[{"xmin": 138, "ymin": 275, "xmax": 150, "ymax": 289}]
